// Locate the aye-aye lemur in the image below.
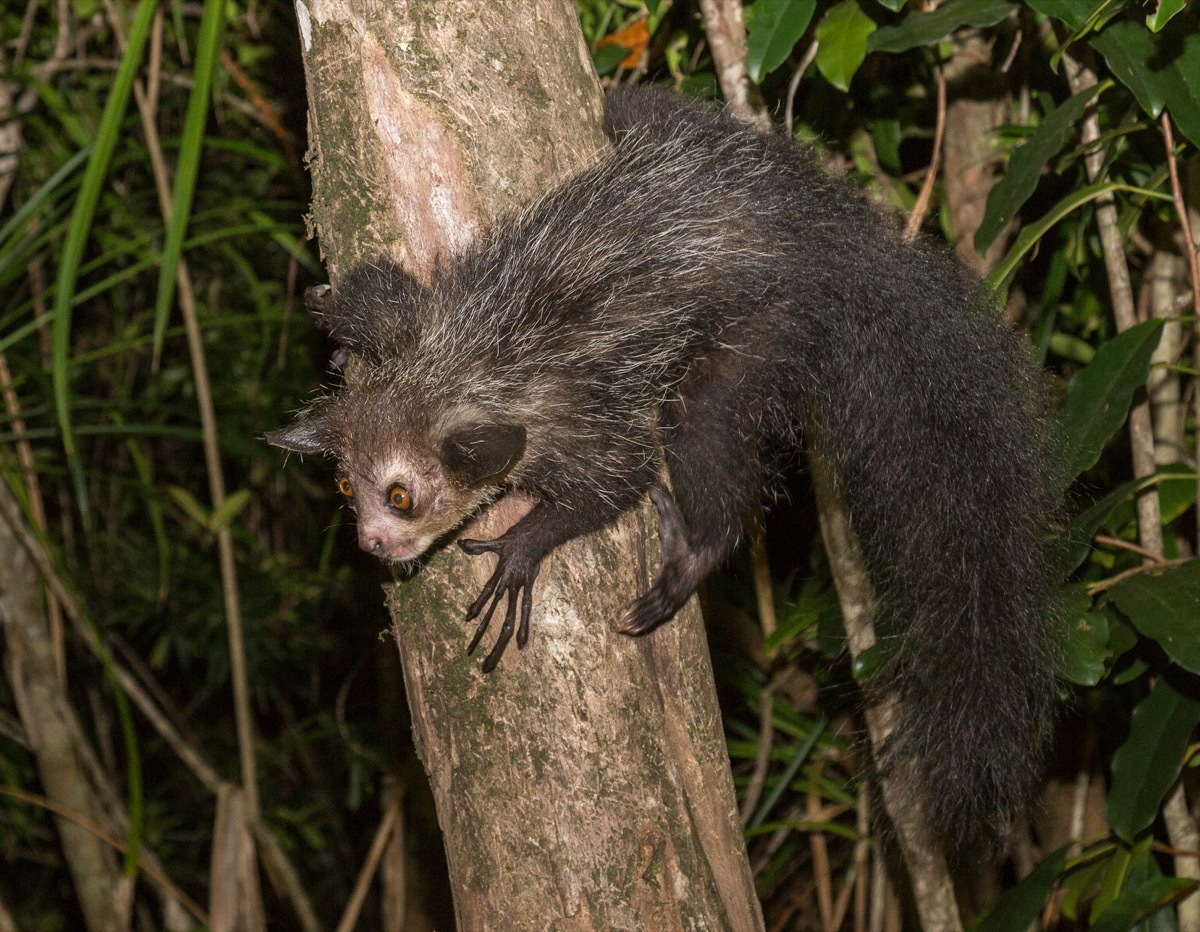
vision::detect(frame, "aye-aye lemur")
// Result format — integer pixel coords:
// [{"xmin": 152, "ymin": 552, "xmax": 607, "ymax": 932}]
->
[{"xmin": 269, "ymin": 87, "xmax": 1061, "ymax": 843}]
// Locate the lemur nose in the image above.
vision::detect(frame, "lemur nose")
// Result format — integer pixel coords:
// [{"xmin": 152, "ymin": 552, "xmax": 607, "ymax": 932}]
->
[{"xmin": 359, "ymin": 535, "xmax": 382, "ymax": 554}]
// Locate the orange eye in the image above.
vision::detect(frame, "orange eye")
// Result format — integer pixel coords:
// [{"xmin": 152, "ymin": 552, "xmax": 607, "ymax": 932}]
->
[
  {"xmin": 336, "ymin": 477, "xmax": 354, "ymax": 497},
  {"xmin": 388, "ymin": 484, "xmax": 412, "ymax": 512}
]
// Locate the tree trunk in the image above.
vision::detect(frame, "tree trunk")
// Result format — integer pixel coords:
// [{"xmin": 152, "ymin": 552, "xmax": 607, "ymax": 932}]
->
[{"xmin": 293, "ymin": 1, "xmax": 763, "ymax": 928}]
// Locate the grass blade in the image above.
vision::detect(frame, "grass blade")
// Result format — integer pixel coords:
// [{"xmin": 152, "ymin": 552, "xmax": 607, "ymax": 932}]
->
[
  {"xmin": 51, "ymin": 0, "xmax": 157, "ymax": 521},
  {"xmin": 151, "ymin": 0, "xmax": 227, "ymax": 368}
]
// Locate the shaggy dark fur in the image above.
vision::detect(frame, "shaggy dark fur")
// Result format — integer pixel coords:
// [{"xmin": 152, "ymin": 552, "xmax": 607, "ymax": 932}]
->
[{"xmin": 271, "ymin": 87, "xmax": 1062, "ymax": 845}]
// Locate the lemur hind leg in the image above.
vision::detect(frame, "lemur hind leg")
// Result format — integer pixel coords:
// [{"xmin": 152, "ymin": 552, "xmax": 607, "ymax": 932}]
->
[{"xmin": 621, "ymin": 353, "xmax": 768, "ymax": 635}]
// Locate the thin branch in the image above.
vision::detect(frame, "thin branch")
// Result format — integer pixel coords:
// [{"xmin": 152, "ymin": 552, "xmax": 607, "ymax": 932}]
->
[
  {"xmin": 739, "ymin": 682, "xmax": 775, "ymax": 827},
  {"xmin": 1161, "ymin": 114, "xmax": 1200, "ymax": 349},
  {"xmin": 698, "ymin": 0, "xmax": 771, "ymax": 129},
  {"xmin": 903, "ymin": 63, "xmax": 947, "ymax": 243},
  {"xmin": 1087, "ymin": 557, "xmax": 1189, "ymax": 595},
  {"xmin": 784, "ymin": 40, "xmax": 820, "ymax": 137},
  {"xmin": 1093, "ymin": 534, "xmax": 1169, "ymax": 563},
  {"xmin": 1061, "ymin": 50, "xmax": 1163, "ymax": 558},
  {"xmin": 335, "ymin": 795, "xmax": 402, "ymax": 932},
  {"xmin": 739, "ymin": 519, "xmax": 779, "ymax": 827},
  {"xmin": 808, "ymin": 784, "xmax": 834, "ymax": 930},
  {"xmin": 1161, "ymin": 112, "xmax": 1200, "ymax": 544}
]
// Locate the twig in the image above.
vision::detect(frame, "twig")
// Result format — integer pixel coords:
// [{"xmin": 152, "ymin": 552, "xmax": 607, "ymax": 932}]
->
[
  {"xmin": 785, "ymin": 41, "xmax": 820, "ymax": 137},
  {"xmin": 1093, "ymin": 534, "xmax": 1168, "ymax": 563},
  {"xmin": 749, "ymin": 517, "xmax": 778, "ymax": 643},
  {"xmin": 808, "ymin": 786, "xmax": 834, "ymax": 930},
  {"xmin": 1161, "ymin": 113, "xmax": 1200, "ymax": 359},
  {"xmin": 1160, "ymin": 113, "xmax": 1200, "ymax": 543},
  {"xmin": 1087, "ymin": 557, "xmax": 1188, "ymax": 595},
  {"xmin": 1000, "ymin": 29, "xmax": 1022, "ymax": 73},
  {"xmin": 740, "ymin": 682, "xmax": 775, "ymax": 827},
  {"xmin": 335, "ymin": 796, "xmax": 402, "ymax": 932},
  {"xmin": 1061, "ymin": 51, "xmax": 1163, "ymax": 557},
  {"xmin": 854, "ymin": 783, "xmax": 868, "ymax": 932},
  {"xmin": 0, "ymin": 353, "xmax": 64, "ymax": 683},
  {"xmin": 903, "ymin": 62, "xmax": 947, "ymax": 243}
]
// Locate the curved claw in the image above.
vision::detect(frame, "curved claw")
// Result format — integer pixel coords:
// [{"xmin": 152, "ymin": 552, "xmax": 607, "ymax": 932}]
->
[
  {"xmin": 466, "ymin": 594, "xmax": 499, "ymax": 654},
  {"xmin": 619, "ymin": 586, "xmax": 675, "ymax": 636},
  {"xmin": 459, "ymin": 535, "xmax": 541, "ymax": 671},
  {"xmin": 482, "ymin": 590, "xmax": 519, "ymax": 672}
]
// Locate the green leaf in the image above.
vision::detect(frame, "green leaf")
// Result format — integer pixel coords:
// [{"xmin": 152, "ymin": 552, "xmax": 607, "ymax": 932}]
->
[
  {"xmin": 850, "ymin": 643, "xmax": 883, "ymax": 681},
  {"xmin": 1061, "ymin": 853, "xmax": 1109, "ymax": 921},
  {"xmin": 1061, "ymin": 608, "xmax": 1111, "ymax": 687},
  {"xmin": 746, "ymin": 0, "xmax": 817, "ymax": 82},
  {"xmin": 210, "ymin": 489, "xmax": 252, "ymax": 531},
  {"xmin": 1092, "ymin": 841, "xmax": 1135, "ymax": 922},
  {"xmin": 815, "ymin": 1, "xmax": 876, "ymax": 92},
  {"xmin": 1146, "ymin": 0, "xmax": 1185, "ymax": 32},
  {"xmin": 975, "ymin": 83, "xmax": 1103, "ymax": 254},
  {"xmin": 1063, "ymin": 478, "xmax": 1143, "ymax": 572},
  {"xmin": 1059, "ymin": 320, "xmax": 1165, "ymax": 477},
  {"xmin": 151, "ymin": 0, "xmax": 228, "ymax": 368},
  {"xmin": 168, "ymin": 486, "xmax": 212, "ymax": 529},
  {"xmin": 0, "ymin": 147, "xmax": 90, "ymax": 251},
  {"xmin": 1024, "ymin": 0, "xmax": 1095, "ymax": 31},
  {"xmin": 591, "ymin": 43, "xmax": 629, "ymax": 76},
  {"xmin": 870, "ymin": 119, "xmax": 902, "ymax": 174},
  {"xmin": 1158, "ymin": 465, "xmax": 1199, "ymax": 526},
  {"xmin": 1091, "ymin": 877, "xmax": 1197, "ymax": 932},
  {"xmin": 868, "ymin": 0, "xmax": 1015, "ymax": 53},
  {"xmin": 972, "ymin": 846, "xmax": 1068, "ymax": 932},
  {"xmin": 52, "ymin": 0, "xmax": 158, "ymax": 520},
  {"xmin": 1106, "ymin": 676, "xmax": 1200, "ymax": 842},
  {"xmin": 1091, "ymin": 21, "xmax": 1166, "ymax": 118},
  {"xmin": 874, "ymin": 0, "xmax": 905, "ymax": 10},
  {"xmin": 1107, "ymin": 560, "xmax": 1200, "ymax": 676},
  {"xmin": 988, "ymin": 181, "xmax": 1172, "ymax": 299},
  {"xmin": 1090, "ymin": 17, "xmax": 1200, "ymax": 149}
]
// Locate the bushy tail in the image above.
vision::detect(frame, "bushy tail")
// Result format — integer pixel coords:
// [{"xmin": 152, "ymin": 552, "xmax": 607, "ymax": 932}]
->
[{"xmin": 810, "ymin": 249, "xmax": 1062, "ymax": 846}]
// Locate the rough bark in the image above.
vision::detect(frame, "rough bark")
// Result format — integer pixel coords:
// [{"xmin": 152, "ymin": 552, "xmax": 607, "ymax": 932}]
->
[{"xmin": 293, "ymin": 0, "xmax": 763, "ymax": 928}]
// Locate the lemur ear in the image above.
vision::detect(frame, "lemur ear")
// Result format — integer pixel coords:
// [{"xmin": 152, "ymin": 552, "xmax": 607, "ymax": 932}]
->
[
  {"xmin": 265, "ymin": 404, "xmax": 338, "ymax": 455},
  {"xmin": 442, "ymin": 423, "xmax": 527, "ymax": 485}
]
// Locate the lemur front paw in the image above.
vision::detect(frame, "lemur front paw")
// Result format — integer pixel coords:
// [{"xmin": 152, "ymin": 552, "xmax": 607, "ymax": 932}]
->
[{"xmin": 458, "ymin": 536, "xmax": 541, "ymax": 672}]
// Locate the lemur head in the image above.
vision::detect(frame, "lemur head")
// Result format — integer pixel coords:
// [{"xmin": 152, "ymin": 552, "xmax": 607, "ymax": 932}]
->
[{"xmin": 267, "ymin": 391, "xmax": 525, "ymax": 564}]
